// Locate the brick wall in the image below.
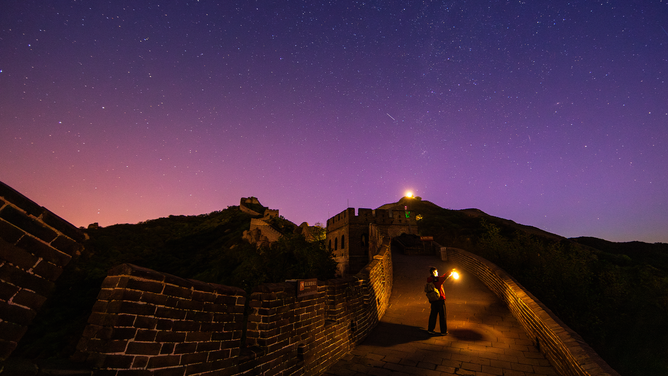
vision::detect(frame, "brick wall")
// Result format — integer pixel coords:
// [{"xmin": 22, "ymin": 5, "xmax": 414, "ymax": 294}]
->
[
  {"xmin": 443, "ymin": 247, "xmax": 620, "ymax": 376},
  {"xmin": 75, "ymin": 241, "xmax": 393, "ymax": 375},
  {"xmin": 0, "ymin": 181, "xmax": 86, "ymax": 361}
]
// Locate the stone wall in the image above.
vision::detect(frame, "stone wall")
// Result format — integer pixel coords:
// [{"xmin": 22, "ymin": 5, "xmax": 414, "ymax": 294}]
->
[
  {"xmin": 443, "ymin": 247, "xmax": 620, "ymax": 376},
  {"xmin": 75, "ymin": 242, "xmax": 393, "ymax": 375},
  {"xmin": 0, "ymin": 181, "xmax": 85, "ymax": 361}
]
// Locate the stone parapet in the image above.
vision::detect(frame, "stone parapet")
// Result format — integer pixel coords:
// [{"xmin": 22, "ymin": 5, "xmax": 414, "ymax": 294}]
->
[
  {"xmin": 74, "ymin": 244, "xmax": 393, "ymax": 375},
  {"xmin": 0, "ymin": 181, "xmax": 85, "ymax": 361}
]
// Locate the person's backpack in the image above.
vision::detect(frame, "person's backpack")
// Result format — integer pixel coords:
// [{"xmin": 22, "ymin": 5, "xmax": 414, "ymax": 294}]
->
[{"xmin": 424, "ymin": 282, "xmax": 440, "ymax": 302}]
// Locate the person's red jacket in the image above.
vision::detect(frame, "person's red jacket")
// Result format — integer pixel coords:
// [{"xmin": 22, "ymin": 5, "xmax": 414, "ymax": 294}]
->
[{"xmin": 427, "ymin": 274, "xmax": 449, "ymax": 301}]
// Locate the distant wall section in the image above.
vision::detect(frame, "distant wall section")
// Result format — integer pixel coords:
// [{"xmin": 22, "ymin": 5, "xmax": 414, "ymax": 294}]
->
[{"xmin": 0, "ymin": 182, "xmax": 85, "ymax": 360}]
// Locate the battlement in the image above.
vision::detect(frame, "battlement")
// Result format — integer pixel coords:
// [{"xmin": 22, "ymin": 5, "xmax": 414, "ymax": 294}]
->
[{"xmin": 326, "ymin": 207, "xmax": 416, "ymax": 230}]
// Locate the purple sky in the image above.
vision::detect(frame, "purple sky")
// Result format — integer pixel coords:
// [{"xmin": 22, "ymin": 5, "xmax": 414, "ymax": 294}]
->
[{"xmin": 1, "ymin": 1, "xmax": 667, "ymax": 243}]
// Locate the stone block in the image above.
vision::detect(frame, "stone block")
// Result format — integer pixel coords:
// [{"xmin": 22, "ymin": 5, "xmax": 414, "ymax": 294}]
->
[
  {"xmin": 0, "ymin": 206, "xmax": 57, "ymax": 243},
  {"xmin": 135, "ymin": 329, "xmax": 158, "ymax": 342},
  {"xmin": 174, "ymin": 342, "xmax": 197, "ymax": 354},
  {"xmin": 0, "ymin": 338, "xmax": 18, "ymax": 361},
  {"xmin": 127, "ymin": 341, "xmax": 161, "ymax": 355},
  {"xmin": 0, "ymin": 320, "xmax": 28, "ymax": 342},
  {"xmin": 40, "ymin": 211, "xmax": 85, "ymax": 243},
  {"xmin": 11, "ymin": 288, "xmax": 47, "ymax": 311},
  {"xmin": 172, "ymin": 320, "xmax": 200, "ymax": 332},
  {"xmin": 126, "ymin": 278, "xmax": 165, "ymax": 294},
  {"xmin": 0, "ymin": 237, "xmax": 39, "ymax": 269},
  {"xmin": 0, "ymin": 280, "xmax": 19, "ymax": 300},
  {"xmin": 16, "ymin": 236, "xmax": 70, "ymax": 266},
  {"xmin": 0, "ymin": 219, "xmax": 24, "ymax": 244},
  {"xmin": 185, "ymin": 331, "xmax": 211, "ymax": 342},
  {"xmin": 155, "ymin": 330, "xmax": 186, "ymax": 343},
  {"xmin": 155, "ymin": 306, "xmax": 186, "ymax": 320},
  {"xmin": 146, "ymin": 354, "xmax": 181, "ymax": 369},
  {"xmin": 0, "ymin": 299, "xmax": 36, "ymax": 325},
  {"xmin": 160, "ymin": 342, "xmax": 175, "ymax": 354},
  {"xmin": 100, "ymin": 354, "xmax": 134, "ymax": 369},
  {"xmin": 118, "ymin": 300, "xmax": 157, "ymax": 316},
  {"xmin": 135, "ymin": 316, "xmax": 158, "ymax": 329},
  {"xmin": 140, "ymin": 291, "xmax": 169, "ymax": 306},
  {"xmin": 163, "ymin": 284, "xmax": 192, "ymax": 299},
  {"xmin": 31, "ymin": 259, "xmax": 63, "ymax": 281}
]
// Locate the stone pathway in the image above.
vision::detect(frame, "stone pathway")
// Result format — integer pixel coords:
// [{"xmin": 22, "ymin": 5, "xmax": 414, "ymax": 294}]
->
[{"xmin": 323, "ymin": 252, "xmax": 559, "ymax": 376}]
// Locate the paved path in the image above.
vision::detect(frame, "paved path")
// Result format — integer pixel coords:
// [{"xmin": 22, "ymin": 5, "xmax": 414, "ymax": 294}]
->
[{"xmin": 323, "ymin": 252, "xmax": 559, "ymax": 376}]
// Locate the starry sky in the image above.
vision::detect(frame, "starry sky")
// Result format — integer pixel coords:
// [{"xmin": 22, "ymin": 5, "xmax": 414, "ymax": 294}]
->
[{"xmin": 1, "ymin": 1, "xmax": 667, "ymax": 243}]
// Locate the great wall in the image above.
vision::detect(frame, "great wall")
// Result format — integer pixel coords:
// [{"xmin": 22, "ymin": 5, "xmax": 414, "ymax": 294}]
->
[{"xmin": 0, "ymin": 181, "xmax": 619, "ymax": 375}]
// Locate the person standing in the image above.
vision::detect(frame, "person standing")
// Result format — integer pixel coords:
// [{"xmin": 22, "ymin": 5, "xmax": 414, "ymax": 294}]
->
[{"xmin": 426, "ymin": 267, "xmax": 453, "ymax": 335}]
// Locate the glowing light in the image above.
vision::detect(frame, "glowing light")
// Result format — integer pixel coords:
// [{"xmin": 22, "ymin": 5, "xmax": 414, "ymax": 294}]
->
[
  {"xmin": 405, "ymin": 191, "xmax": 414, "ymax": 198},
  {"xmin": 452, "ymin": 271, "xmax": 460, "ymax": 280}
]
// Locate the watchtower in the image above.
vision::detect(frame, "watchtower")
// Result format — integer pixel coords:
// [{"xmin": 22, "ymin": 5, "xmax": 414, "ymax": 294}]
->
[{"xmin": 326, "ymin": 207, "xmax": 417, "ymax": 276}]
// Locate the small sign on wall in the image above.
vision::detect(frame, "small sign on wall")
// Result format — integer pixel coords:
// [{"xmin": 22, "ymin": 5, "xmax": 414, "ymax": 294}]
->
[{"xmin": 296, "ymin": 278, "xmax": 318, "ymax": 298}]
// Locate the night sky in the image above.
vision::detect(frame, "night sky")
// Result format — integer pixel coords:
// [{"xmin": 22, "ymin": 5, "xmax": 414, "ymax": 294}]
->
[{"xmin": 1, "ymin": 1, "xmax": 667, "ymax": 243}]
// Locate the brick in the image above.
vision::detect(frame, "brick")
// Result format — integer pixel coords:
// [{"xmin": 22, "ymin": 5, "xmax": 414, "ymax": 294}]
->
[
  {"xmin": 196, "ymin": 342, "xmax": 221, "ymax": 352},
  {"xmin": 0, "ymin": 219, "xmax": 25, "ymax": 244},
  {"xmin": 140, "ymin": 291, "xmax": 168, "ymax": 305},
  {"xmin": 135, "ymin": 329, "xmax": 158, "ymax": 342},
  {"xmin": 0, "ymin": 338, "xmax": 19, "ymax": 360},
  {"xmin": 127, "ymin": 279, "xmax": 165, "ymax": 293},
  {"xmin": 40, "ymin": 211, "xmax": 85, "ymax": 243},
  {"xmin": 101, "ymin": 354, "xmax": 134, "ymax": 369},
  {"xmin": 163, "ymin": 284, "xmax": 192, "ymax": 299},
  {"xmin": 0, "ymin": 320, "xmax": 28, "ymax": 342},
  {"xmin": 116, "ymin": 370, "xmax": 152, "ymax": 376},
  {"xmin": 117, "ymin": 301, "xmax": 157, "ymax": 316},
  {"xmin": 176, "ymin": 299, "xmax": 204, "ymax": 311},
  {"xmin": 16, "ymin": 236, "xmax": 70, "ymax": 266},
  {"xmin": 109, "ymin": 327, "xmax": 137, "ymax": 340},
  {"xmin": 155, "ymin": 306, "xmax": 186, "ymax": 320},
  {"xmin": 0, "ymin": 280, "xmax": 19, "ymax": 300},
  {"xmin": 135, "ymin": 316, "xmax": 158, "ymax": 329},
  {"xmin": 181, "ymin": 352, "xmax": 208, "ymax": 365},
  {"xmin": 11, "ymin": 288, "xmax": 47, "ymax": 311},
  {"xmin": 160, "ymin": 343, "xmax": 176, "ymax": 354},
  {"xmin": 127, "ymin": 341, "xmax": 161, "ymax": 355},
  {"xmin": 172, "ymin": 320, "xmax": 200, "ymax": 332},
  {"xmin": 131, "ymin": 356, "xmax": 150, "ymax": 370},
  {"xmin": 156, "ymin": 319, "xmax": 174, "ymax": 330},
  {"xmin": 155, "ymin": 331, "xmax": 187, "ymax": 343},
  {"xmin": 0, "ymin": 299, "xmax": 37, "ymax": 325},
  {"xmin": 186, "ymin": 311, "xmax": 213, "ymax": 322},
  {"xmin": 101, "ymin": 276, "xmax": 128, "ymax": 289},
  {"xmin": 147, "ymin": 355, "xmax": 181, "ymax": 369},
  {"xmin": 0, "ymin": 206, "xmax": 57, "ymax": 243},
  {"xmin": 185, "ymin": 331, "xmax": 211, "ymax": 342},
  {"xmin": 31, "ymin": 259, "xmax": 63, "ymax": 281},
  {"xmin": 0, "ymin": 237, "xmax": 39, "ymax": 269},
  {"xmin": 174, "ymin": 342, "xmax": 197, "ymax": 354},
  {"xmin": 152, "ymin": 367, "xmax": 186, "ymax": 376}
]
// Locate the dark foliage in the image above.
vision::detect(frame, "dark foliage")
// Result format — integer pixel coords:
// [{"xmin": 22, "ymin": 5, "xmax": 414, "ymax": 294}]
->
[{"xmin": 14, "ymin": 206, "xmax": 335, "ymax": 360}]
